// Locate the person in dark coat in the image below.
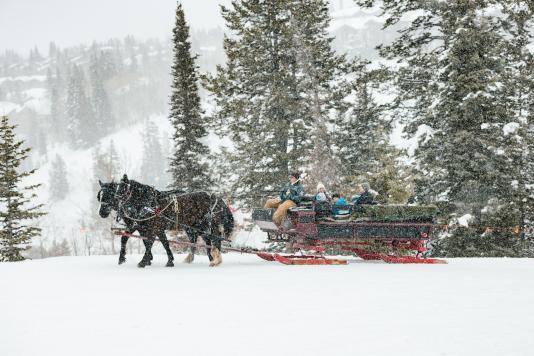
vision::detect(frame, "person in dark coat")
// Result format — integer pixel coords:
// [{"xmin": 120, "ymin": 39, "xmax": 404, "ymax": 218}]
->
[
  {"xmin": 264, "ymin": 171, "xmax": 305, "ymax": 226},
  {"xmin": 351, "ymin": 183, "xmax": 375, "ymax": 205}
]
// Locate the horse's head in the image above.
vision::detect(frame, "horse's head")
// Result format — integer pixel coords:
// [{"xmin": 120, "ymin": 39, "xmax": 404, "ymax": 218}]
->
[{"xmin": 97, "ymin": 180, "xmax": 118, "ymax": 218}]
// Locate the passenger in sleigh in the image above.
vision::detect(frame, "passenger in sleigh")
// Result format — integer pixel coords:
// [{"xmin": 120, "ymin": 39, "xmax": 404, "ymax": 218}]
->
[
  {"xmin": 331, "ymin": 193, "xmax": 350, "ymax": 215},
  {"xmin": 264, "ymin": 171, "xmax": 305, "ymax": 226},
  {"xmin": 350, "ymin": 183, "xmax": 377, "ymax": 213},
  {"xmin": 350, "ymin": 183, "xmax": 376, "ymax": 205},
  {"xmin": 314, "ymin": 183, "xmax": 332, "ymax": 219},
  {"xmin": 315, "ymin": 183, "xmax": 331, "ymax": 202}
]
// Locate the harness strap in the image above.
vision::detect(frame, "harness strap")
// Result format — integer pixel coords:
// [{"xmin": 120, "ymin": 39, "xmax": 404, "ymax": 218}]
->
[{"xmin": 120, "ymin": 199, "xmax": 175, "ymax": 222}]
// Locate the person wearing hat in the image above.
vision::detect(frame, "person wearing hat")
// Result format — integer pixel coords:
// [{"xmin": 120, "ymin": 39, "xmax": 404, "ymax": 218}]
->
[
  {"xmin": 315, "ymin": 182, "xmax": 330, "ymax": 202},
  {"xmin": 264, "ymin": 171, "xmax": 305, "ymax": 226},
  {"xmin": 314, "ymin": 182, "xmax": 333, "ymax": 219},
  {"xmin": 350, "ymin": 183, "xmax": 375, "ymax": 205}
]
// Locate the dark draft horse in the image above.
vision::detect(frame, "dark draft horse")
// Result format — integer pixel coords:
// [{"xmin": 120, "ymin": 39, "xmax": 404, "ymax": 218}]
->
[{"xmin": 97, "ymin": 174, "xmax": 235, "ymax": 268}]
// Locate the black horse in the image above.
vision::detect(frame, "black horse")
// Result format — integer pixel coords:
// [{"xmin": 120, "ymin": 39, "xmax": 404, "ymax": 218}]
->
[{"xmin": 97, "ymin": 174, "xmax": 234, "ymax": 268}]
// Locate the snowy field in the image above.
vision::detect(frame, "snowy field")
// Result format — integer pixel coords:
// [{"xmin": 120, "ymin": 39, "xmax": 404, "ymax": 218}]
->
[{"xmin": 1, "ymin": 255, "xmax": 533, "ymax": 356}]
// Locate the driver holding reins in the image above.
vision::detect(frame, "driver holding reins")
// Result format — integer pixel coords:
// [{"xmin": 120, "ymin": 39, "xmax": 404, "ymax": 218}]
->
[{"xmin": 264, "ymin": 171, "xmax": 304, "ymax": 226}]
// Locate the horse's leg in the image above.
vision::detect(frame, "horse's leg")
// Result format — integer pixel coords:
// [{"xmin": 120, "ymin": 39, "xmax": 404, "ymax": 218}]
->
[
  {"xmin": 158, "ymin": 230, "xmax": 174, "ymax": 267},
  {"xmin": 183, "ymin": 229, "xmax": 196, "ymax": 264},
  {"xmin": 119, "ymin": 235, "xmax": 129, "ymax": 265},
  {"xmin": 138, "ymin": 230, "xmax": 154, "ymax": 268},
  {"xmin": 209, "ymin": 236, "xmax": 223, "ymax": 267},
  {"xmin": 141, "ymin": 238, "xmax": 153, "ymax": 266},
  {"xmin": 205, "ymin": 237, "xmax": 214, "ymax": 264}
]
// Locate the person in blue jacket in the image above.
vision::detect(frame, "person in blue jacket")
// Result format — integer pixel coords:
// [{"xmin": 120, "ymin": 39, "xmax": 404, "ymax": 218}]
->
[{"xmin": 331, "ymin": 192, "xmax": 349, "ymax": 215}]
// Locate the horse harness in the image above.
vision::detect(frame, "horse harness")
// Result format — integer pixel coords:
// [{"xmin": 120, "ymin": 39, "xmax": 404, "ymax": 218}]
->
[{"xmin": 114, "ymin": 188, "xmax": 227, "ymax": 242}]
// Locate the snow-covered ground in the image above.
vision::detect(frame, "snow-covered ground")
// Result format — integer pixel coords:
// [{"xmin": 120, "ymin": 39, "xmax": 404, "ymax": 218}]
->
[{"xmin": 1, "ymin": 255, "xmax": 533, "ymax": 356}]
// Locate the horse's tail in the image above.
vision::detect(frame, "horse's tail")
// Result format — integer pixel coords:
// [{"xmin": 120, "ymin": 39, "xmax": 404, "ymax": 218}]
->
[{"xmin": 220, "ymin": 200, "xmax": 235, "ymax": 239}]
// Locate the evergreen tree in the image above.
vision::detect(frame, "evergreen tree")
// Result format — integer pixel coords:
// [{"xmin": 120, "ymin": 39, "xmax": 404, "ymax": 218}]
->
[
  {"xmin": 140, "ymin": 119, "xmax": 165, "ymax": 187},
  {"xmin": 93, "ymin": 141, "xmax": 121, "ymax": 182},
  {"xmin": 337, "ymin": 60, "xmax": 410, "ymax": 201},
  {"xmin": 289, "ymin": 0, "xmax": 347, "ymax": 190},
  {"xmin": 28, "ymin": 46, "xmax": 43, "ymax": 73},
  {"xmin": 100, "ymin": 50, "xmax": 119, "ymax": 79},
  {"xmin": 499, "ymin": 1, "xmax": 534, "ymax": 240},
  {"xmin": 49, "ymin": 154, "xmax": 69, "ymax": 201},
  {"xmin": 207, "ymin": 0, "xmax": 346, "ymax": 203},
  {"xmin": 206, "ymin": 0, "xmax": 304, "ymax": 203},
  {"xmin": 89, "ymin": 51, "xmax": 115, "ymax": 137},
  {"xmin": 66, "ymin": 65, "xmax": 95, "ymax": 147},
  {"xmin": 0, "ymin": 115, "xmax": 45, "ymax": 261},
  {"xmin": 48, "ymin": 66, "xmax": 67, "ymax": 142},
  {"xmin": 359, "ymin": 0, "xmax": 534, "ymax": 255},
  {"xmin": 168, "ymin": 3, "xmax": 211, "ymax": 190}
]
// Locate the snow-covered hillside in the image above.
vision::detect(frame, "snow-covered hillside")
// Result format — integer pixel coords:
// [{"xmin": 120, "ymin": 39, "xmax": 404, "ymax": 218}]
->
[
  {"xmin": 1, "ymin": 255, "xmax": 533, "ymax": 356},
  {"xmin": 30, "ymin": 114, "xmax": 173, "ymax": 255}
]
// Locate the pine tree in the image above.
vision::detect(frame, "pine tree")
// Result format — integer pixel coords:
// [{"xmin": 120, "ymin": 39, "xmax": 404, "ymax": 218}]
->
[
  {"xmin": 48, "ymin": 66, "xmax": 67, "ymax": 142},
  {"xmin": 499, "ymin": 1, "xmax": 534, "ymax": 240},
  {"xmin": 289, "ymin": 0, "xmax": 347, "ymax": 190},
  {"xmin": 89, "ymin": 51, "xmax": 115, "ymax": 137},
  {"xmin": 66, "ymin": 65, "xmax": 95, "ymax": 147},
  {"xmin": 168, "ymin": 3, "xmax": 211, "ymax": 190},
  {"xmin": 337, "ymin": 60, "xmax": 409, "ymax": 201},
  {"xmin": 140, "ymin": 119, "xmax": 164, "ymax": 187},
  {"xmin": 49, "ymin": 154, "xmax": 69, "ymax": 201},
  {"xmin": 359, "ymin": 0, "xmax": 533, "ymax": 255},
  {"xmin": 93, "ymin": 141, "xmax": 121, "ymax": 182},
  {"xmin": 0, "ymin": 115, "xmax": 45, "ymax": 261},
  {"xmin": 206, "ymin": 0, "xmax": 303, "ymax": 203},
  {"xmin": 207, "ymin": 0, "xmax": 346, "ymax": 203}
]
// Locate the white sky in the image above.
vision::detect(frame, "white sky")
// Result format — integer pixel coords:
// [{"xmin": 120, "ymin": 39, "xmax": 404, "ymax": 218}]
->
[{"xmin": 0, "ymin": 0, "xmax": 232, "ymax": 54}]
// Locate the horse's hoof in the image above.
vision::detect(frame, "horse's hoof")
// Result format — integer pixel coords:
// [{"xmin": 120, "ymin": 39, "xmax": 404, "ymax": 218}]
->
[
  {"xmin": 137, "ymin": 261, "xmax": 146, "ymax": 268},
  {"xmin": 183, "ymin": 253, "xmax": 194, "ymax": 264},
  {"xmin": 166, "ymin": 261, "xmax": 174, "ymax": 267},
  {"xmin": 146, "ymin": 261, "xmax": 152, "ymax": 266},
  {"xmin": 209, "ymin": 248, "xmax": 222, "ymax": 267},
  {"xmin": 118, "ymin": 258, "xmax": 126, "ymax": 265}
]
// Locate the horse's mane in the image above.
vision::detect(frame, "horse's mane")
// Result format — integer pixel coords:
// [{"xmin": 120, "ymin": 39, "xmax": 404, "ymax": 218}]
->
[{"xmin": 121, "ymin": 179, "xmax": 216, "ymax": 208}]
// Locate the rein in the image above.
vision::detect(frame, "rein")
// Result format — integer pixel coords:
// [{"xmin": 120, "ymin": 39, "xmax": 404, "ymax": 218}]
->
[
  {"xmin": 114, "ymin": 183, "xmax": 132, "ymax": 204},
  {"xmin": 119, "ymin": 198, "xmax": 175, "ymax": 223}
]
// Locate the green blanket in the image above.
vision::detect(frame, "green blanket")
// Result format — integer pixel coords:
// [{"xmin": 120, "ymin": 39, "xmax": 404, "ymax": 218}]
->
[{"xmin": 351, "ymin": 204, "xmax": 438, "ymax": 222}]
